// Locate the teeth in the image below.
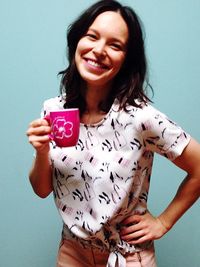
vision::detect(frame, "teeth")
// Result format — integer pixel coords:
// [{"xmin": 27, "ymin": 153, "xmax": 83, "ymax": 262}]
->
[{"xmin": 87, "ymin": 60, "xmax": 102, "ymax": 68}]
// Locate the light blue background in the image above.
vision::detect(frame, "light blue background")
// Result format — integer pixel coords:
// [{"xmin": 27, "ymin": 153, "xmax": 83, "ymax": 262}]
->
[{"xmin": 0, "ymin": 1, "xmax": 200, "ymax": 266}]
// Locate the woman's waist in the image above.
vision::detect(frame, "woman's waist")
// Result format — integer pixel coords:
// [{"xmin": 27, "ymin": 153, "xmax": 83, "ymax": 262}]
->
[{"xmin": 62, "ymin": 223, "xmax": 153, "ymax": 254}]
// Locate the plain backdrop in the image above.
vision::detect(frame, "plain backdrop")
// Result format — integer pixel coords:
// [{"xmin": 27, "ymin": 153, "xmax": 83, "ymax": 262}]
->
[{"xmin": 0, "ymin": 1, "xmax": 200, "ymax": 266}]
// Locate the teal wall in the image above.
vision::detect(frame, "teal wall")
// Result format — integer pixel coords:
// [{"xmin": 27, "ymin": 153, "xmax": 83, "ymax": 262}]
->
[{"xmin": 0, "ymin": 1, "xmax": 199, "ymax": 266}]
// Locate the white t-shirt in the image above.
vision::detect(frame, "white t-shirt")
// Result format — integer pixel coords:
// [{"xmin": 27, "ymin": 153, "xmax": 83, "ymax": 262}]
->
[{"xmin": 42, "ymin": 96, "xmax": 190, "ymax": 266}]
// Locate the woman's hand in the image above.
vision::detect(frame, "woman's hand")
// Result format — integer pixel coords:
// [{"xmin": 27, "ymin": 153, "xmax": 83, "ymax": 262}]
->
[
  {"xmin": 120, "ymin": 211, "xmax": 168, "ymax": 244},
  {"xmin": 26, "ymin": 118, "xmax": 51, "ymax": 154}
]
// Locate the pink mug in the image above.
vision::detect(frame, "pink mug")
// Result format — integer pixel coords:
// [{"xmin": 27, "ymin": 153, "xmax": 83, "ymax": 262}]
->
[{"xmin": 46, "ymin": 109, "xmax": 80, "ymax": 147}]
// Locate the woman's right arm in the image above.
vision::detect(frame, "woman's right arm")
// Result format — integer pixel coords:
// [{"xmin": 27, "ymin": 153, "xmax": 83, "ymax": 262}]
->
[{"xmin": 27, "ymin": 118, "xmax": 53, "ymax": 198}]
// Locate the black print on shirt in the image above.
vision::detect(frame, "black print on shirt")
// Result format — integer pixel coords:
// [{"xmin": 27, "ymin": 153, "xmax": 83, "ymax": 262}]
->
[
  {"xmin": 99, "ymin": 192, "xmax": 111, "ymax": 204},
  {"xmin": 44, "ymin": 96, "xmax": 189, "ymax": 255}
]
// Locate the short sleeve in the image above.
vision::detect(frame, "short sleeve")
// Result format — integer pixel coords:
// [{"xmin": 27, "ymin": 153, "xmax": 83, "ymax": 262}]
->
[
  {"xmin": 40, "ymin": 95, "xmax": 65, "ymax": 118},
  {"xmin": 137, "ymin": 104, "xmax": 191, "ymax": 161}
]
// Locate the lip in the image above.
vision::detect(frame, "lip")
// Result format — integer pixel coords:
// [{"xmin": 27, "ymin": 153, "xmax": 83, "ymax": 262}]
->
[{"xmin": 83, "ymin": 58, "xmax": 110, "ymax": 71}]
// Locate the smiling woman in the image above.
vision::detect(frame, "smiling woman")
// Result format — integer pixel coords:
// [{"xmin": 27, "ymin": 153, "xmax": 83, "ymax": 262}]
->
[{"xmin": 26, "ymin": 1, "xmax": 200, "ymax": 267}]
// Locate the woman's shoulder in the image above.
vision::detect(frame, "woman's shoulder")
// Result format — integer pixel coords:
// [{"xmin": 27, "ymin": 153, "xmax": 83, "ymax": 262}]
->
[
  {"xmin": 123, "ymin": 101, "xmax": 176, "ymax": 131},
  {"xmin": 42, "ymin": 95, "xmax": 65, "ymax": 112},
  {"xmin": 125, "ymin": 100, "xmax": 163, "ymax": 119}
]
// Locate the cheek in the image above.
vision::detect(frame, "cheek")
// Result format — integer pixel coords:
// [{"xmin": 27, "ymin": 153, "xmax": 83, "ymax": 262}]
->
[
  {"xmin": 113, "ymin": 54, "xmax": 126, "ymax": 70},
  {"xmin": 75, "ymin": 42, "xmax": 82, "ymax": 61},
  {"xmin": 74, "ymin": 48, "xmax": 79, "ymax": 66},
  {"xmin": 75, "ymin": 42, "xmax": 85, "ymax": 69},
  {"xmin": 76, "ymin": 39, "xmax": 91, "ymax": 57}
]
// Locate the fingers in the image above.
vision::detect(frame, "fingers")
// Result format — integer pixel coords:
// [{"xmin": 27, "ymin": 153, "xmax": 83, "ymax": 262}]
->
[
  {"xmin": 121, "ymin": 230, "xmax": 149, "ymax": 244},
  {"xmin": 28, "ymin": 134, "xmax": 50, "ymax": 145},
  {"xmin": 120, "ymin": 212, "xmax": 168, "ymax": 244},
  {"xmin": 121, "ymin": 222, "xmax": 140, "ymax": 236},
  {"xmin": 120, "ymin": 216, "xmax": 143, "ymax": 243},
  {"xmin": 26, "ymin": 118, "xmax": 52, "ymax": 151},
  {"xmin": 26, "ymin": 119, "xmax": 51, "ymax": 137},
  {"xmin": 30, "ymin": 118, "xmax": 49, "ymax": 127},
  {"xmin": 27, "ymin": 125, "xmax": 51, "ymax": 137},
  {"xmin": 120, "ymin": 215, "xmax": 141, "ymax": 233},
  {"xmin": 122, "ymin": 214, "xmax": 141, "ymax": 225}
]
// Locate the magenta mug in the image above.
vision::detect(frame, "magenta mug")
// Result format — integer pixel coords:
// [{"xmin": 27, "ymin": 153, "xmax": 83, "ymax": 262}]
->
[{"xmin": 45, "ymin": 109, "xmax": 80, "ymax": 147}]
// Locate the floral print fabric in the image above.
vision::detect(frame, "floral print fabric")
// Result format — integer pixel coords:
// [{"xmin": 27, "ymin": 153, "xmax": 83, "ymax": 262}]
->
[{"xmin": 42, "ymin": 96, "xmax": 190, "ymax": 266}]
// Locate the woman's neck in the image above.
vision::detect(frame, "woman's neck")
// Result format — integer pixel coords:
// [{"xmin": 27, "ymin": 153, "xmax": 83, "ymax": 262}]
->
[
  {"xmin": 80, "ymin": 83, "xmax": 111, "ymax": 124},
  {"xmin": 84, "ymin": 84, "xmax": 111, "ymax": 114}
]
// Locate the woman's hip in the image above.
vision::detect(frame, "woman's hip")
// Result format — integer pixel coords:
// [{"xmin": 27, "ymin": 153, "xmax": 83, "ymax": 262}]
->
[{"xmin": 56, "ymin": 238, "xmax": 157, "ymax": 267}]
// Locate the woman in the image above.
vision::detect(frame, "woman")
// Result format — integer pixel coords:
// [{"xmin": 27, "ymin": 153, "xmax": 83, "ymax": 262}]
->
[{"xmin": 26, "ymin": 1, "xmax": 200, "ymax": 266}]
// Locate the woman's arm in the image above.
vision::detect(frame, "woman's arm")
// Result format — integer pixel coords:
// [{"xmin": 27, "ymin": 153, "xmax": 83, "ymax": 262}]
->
[
  {"xmin": 27, "ymin": 118, "xmax": 53, "ymax": 198},
  {"xmin": 158, "ymin": 137, "xmax": 200, "ymax": 229},
  {"xmin": 120, "ymin": 138, "xmax": 200, "ymax": 244}
]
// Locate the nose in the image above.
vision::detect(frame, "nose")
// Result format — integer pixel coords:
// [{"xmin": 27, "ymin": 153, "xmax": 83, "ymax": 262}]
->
[{"xmin": 92, "ymin": 40, "xmax": 106, "ymax": 57}]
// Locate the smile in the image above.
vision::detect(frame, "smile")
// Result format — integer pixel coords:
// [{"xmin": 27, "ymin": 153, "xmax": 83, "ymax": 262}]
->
[{"xmin": 85, "ymin": 58, "xmax": 109, "ymax": 70}]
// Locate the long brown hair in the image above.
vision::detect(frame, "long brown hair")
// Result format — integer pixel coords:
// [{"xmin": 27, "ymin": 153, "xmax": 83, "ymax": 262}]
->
[{"xmin": 59, "ymin": 0, "xmax": 153, "ymax": 115}]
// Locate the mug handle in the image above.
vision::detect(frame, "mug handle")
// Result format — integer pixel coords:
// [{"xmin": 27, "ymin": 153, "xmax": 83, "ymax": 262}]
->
[{"xmin": 43, "ymin": 115, "xmax": 54, "ymax": 140}]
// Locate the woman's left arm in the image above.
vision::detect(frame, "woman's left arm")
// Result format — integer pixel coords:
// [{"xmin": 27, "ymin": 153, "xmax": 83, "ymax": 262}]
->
[
  {"xmin": 157, "ymin": 137, "xmax": 200, "ymax": 229},
  {"xmin": 120, "ymin": 138, "xmax": 200, "ymax": 244}
]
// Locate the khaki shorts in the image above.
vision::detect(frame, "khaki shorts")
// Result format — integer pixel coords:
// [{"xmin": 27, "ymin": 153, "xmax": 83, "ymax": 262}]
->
[{"xmin": 56, "ymin": 239, "xmax": 157, "ymax": 267}]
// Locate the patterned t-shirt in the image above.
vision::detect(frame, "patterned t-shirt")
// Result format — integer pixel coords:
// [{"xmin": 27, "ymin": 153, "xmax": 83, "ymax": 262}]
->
[{"xmin": 42, "ymin": 96, "xmax": 190, "ymax": 266}]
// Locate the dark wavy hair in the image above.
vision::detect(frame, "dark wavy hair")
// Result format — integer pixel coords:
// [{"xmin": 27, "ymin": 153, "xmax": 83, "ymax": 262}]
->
[{"xmin": 59, "ymin": 0, "xmax": 152, "ymax": 114}]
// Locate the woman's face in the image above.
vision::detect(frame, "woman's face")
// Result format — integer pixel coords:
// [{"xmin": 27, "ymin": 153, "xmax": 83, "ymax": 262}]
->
[{"xmin": 75, "ymin": 11, "xmax": 129, "ymax": 89}]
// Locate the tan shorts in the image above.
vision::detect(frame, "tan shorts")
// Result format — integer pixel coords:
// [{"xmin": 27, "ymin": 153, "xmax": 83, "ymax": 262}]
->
[{"xmin": 56, "ymin": 239, "xmax": 157, "ymax": 267}]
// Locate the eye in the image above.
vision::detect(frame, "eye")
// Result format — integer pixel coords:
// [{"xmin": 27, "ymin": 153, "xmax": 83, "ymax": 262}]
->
[
  {"xmin": 110, "ymin": 43, "xmax": 123, "ymax": 51},
  {"xmin": 85, "ymin": 33, "xmax": 97, "ymax": 40}
]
